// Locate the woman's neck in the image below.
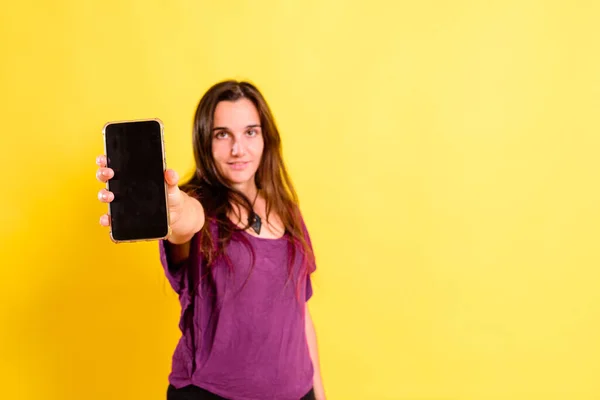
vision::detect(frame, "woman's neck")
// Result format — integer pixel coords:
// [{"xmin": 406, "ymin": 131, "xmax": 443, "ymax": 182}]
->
[{"xmin": 232, "ymin": 180, "xmax": 258, "ymax": 201}]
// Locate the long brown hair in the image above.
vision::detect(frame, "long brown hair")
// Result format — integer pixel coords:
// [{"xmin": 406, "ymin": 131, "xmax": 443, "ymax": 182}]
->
[{"xmin": 180, "ymin": 80, "xmax": 313, "ymax": 283}]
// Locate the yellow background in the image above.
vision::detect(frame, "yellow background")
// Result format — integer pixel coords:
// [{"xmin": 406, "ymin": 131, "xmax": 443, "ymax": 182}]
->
[{"xmin": 1, "ymin": 1, "xmax": 599, "ymax": 399}]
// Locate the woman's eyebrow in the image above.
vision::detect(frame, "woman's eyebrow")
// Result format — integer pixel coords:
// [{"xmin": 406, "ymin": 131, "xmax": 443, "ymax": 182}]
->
[{"xmin": 212, "ymin": 124, "xmax": 261, "ymax": 131}]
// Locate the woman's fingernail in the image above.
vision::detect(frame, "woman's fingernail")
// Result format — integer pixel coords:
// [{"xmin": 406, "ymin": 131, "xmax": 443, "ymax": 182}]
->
[{"xmin": 103, "ymin": 170, "xmax": 110, "ymax": 176}]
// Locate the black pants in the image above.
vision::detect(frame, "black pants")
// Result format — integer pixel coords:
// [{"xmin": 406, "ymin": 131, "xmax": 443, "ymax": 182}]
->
[{"xmin": 167, "ymin": 384, "xmax": 315, "ymax": 400}]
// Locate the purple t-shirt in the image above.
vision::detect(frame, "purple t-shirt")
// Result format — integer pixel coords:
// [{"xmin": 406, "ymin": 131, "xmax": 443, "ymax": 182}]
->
[{"xmin": 158, "ymin": 217, "xmax": 316, "ymax": 400}]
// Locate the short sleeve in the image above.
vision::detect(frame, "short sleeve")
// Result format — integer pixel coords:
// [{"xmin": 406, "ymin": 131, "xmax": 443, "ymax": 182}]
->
[
  {"xmin": 158, "ymin": 233, "xmax": 198, "ymax": 295},
  {"xmin": 300, "ymin": 213, "xmax": 317, "ymax": 301},
  {"xmin": 305, "ymin": 274, "xmax": 313, "ymax": 301}
]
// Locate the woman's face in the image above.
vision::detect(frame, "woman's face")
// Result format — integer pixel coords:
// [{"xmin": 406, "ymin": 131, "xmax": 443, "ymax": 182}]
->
[{"xmin": 211, "ymin": 98, "xmax": 264, "ymax": 190}]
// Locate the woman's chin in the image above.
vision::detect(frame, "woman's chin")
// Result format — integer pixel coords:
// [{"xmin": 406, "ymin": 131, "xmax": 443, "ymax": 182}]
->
[{"xmin": 223, "ymin": 173, "xmax": 256, "ymax": 188}]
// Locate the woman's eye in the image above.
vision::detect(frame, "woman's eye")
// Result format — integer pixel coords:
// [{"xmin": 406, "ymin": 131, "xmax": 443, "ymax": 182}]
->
[
  {"xmin": 215, "ymin": 131, "xmax": 228, "ymax": 139},
  {"xmin": 247, "ymin": 129, "xmax": 257, "ymax": 137}
]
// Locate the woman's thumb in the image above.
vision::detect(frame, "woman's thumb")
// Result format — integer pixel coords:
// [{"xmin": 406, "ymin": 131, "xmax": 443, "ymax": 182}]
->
[{"xmin": 165, "ymin": 169, "xmax": 180, "ymax": 191}]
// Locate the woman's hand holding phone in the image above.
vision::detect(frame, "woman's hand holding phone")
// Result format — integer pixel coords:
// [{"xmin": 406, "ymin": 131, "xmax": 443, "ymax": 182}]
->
[{"xmin": 95, "ymin": 154, "xmax": 205, "ymax": 244}]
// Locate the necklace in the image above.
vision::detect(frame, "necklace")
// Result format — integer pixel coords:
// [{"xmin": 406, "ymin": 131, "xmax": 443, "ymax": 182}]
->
[{"xmin": 248, "ymin": 190, "xmax": 261, "ymax": 234}]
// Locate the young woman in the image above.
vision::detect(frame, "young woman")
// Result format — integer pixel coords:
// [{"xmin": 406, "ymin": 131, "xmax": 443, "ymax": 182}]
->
[{"xmin": 95, "ymin": 80, "xmax": 325, "ymax": 400}]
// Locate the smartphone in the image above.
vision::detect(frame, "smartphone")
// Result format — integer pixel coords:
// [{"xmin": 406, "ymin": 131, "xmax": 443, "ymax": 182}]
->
[{"xmin": 102, "ymin": 118, "xmax": 170, "ymax": 243}]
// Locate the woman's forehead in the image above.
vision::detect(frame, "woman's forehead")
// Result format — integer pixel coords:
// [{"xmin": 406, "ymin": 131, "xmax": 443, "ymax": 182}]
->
[{"xmin": 213, "ymin": 98, "xmax": 260, "ymax": 129}]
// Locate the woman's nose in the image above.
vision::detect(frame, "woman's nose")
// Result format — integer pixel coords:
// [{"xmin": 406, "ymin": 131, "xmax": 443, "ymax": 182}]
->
[{"xmin": 231, "ymin": 140, "xmax": 246, "ymax": 156}]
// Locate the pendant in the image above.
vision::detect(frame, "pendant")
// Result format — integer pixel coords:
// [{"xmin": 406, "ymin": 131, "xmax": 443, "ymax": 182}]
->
[{"xmin": 249, "ymin": 213, "xmax": 262, "ymax": 234}]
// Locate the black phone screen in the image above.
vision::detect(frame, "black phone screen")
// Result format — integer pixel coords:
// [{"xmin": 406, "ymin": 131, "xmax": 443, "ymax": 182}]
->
[{"xmin": 104, "ymin": 120, "xmax": 169, "ymax": 242}]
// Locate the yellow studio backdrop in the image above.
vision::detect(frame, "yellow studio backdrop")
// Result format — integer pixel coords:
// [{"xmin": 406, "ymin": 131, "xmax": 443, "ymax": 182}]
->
[{"xmin": 1, "ymin": 1, "xmax": 599, "ymax": 399}]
